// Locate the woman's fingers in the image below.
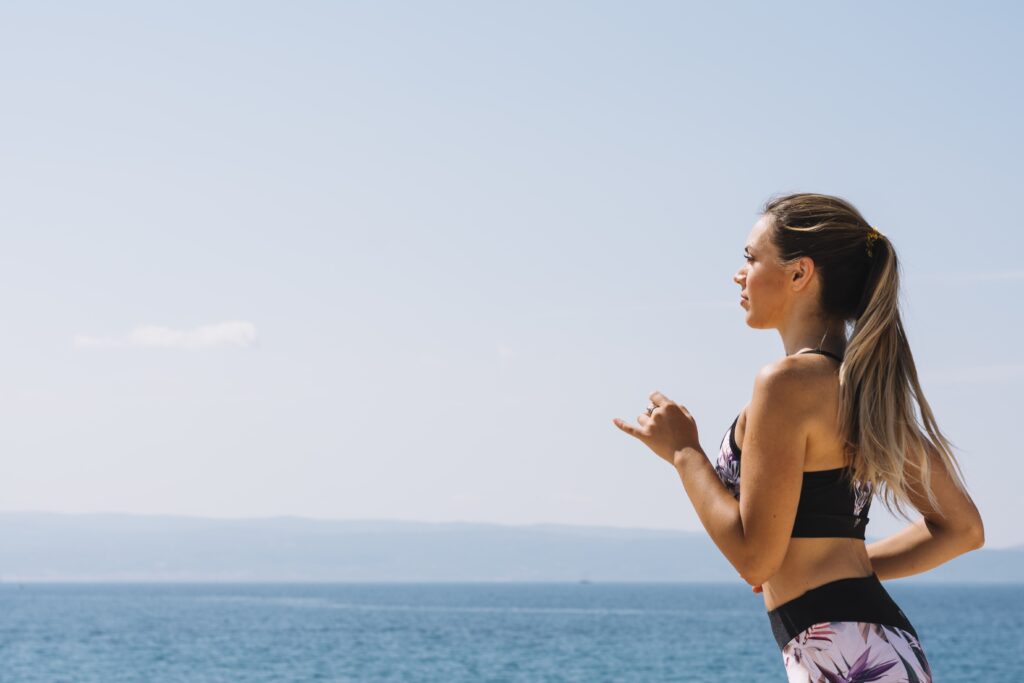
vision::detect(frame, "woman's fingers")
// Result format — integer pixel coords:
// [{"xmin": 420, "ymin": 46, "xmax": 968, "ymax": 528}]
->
[
  {"xmin": 649, "ymin": 391, "xmax": 692, "ymax": 418},
  {"xmin": 612, "ymin": 418, "xmax": 644, "ymax": 438},
  {"xmin": 649, "ymin": 391, "xmax": 669, "ymax": 406}
]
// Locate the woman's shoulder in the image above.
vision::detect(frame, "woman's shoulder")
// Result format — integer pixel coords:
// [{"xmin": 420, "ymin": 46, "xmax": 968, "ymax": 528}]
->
[
  {"xmin": 754, "ymin": 352, "xmax": 841, "ymax": 396},
  {"xmin": 746, "ymin": 355, "xmax": 838, "ymax": 429},
  {"xmin": 753, "ymin": 353, "xmax": 831, "ymax": 393},
  {"xmin": 736, "ymin": 353, "xmax": 841, "ymax": 435},
  {"xmin": 769, "ymin": 350, "xmax": 842, "ymax": 373}
]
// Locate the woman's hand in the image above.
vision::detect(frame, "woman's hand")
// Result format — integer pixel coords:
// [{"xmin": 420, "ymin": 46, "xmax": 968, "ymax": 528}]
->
[{"xmin": 612, "ymin": 391, "xmax": 702, "ymax": 467}]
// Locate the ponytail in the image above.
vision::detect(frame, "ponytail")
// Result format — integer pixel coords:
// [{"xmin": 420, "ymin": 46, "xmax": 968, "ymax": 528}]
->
[{"xmin": 763, "ymin": 192, "xmax": 971, "ymax": 521}]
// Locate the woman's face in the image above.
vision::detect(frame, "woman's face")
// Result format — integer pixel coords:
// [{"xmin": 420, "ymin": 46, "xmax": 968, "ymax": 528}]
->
[{"xmin": 733, "ymin": 214, "xmax": 793, "ymax": 328}]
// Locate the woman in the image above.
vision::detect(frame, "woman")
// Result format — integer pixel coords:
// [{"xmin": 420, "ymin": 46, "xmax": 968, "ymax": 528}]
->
[{"xmin": 613, "ymin": 192, "xmax": 984, "ymax": 681}]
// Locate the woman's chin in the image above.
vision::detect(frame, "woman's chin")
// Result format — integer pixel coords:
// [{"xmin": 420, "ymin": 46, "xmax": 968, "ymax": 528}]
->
[{"xmin": 742, "ymin": 312, "xmax": 766, "ymax": 329}]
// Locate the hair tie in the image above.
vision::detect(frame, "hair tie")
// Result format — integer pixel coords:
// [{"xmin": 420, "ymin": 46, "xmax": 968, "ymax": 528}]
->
[{"xmin": 865, "ymin": 226, "xmax": 883, "ymax": 257}]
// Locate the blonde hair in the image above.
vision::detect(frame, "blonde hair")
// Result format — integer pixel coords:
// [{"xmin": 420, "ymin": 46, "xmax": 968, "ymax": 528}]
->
[{"xmin": 761, "ymin": 192, "xmax": 970, "ymax": 522}]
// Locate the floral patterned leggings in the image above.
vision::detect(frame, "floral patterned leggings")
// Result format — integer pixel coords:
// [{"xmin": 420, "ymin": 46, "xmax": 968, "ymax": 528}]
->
[{"xmin": 767, "ymin": 573, "xmax": 933, "ymax": 682}]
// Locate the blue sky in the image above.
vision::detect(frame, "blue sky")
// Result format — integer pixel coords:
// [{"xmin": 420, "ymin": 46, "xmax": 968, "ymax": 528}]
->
[{"xmin": 1, "ymin": 2, "xmax": 1021, "ymax": 548}]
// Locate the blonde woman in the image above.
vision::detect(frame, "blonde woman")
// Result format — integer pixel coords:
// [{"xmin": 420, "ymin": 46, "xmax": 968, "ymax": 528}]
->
[{"xmin": 613, "ymin": 192, "xmax": 984, "ymax": 681}]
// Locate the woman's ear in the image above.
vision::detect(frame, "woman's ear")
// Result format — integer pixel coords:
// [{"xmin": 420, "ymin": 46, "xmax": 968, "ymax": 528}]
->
[{"xmin": 790, "ymin": 256, "xmax": 815, "ymax": 292}]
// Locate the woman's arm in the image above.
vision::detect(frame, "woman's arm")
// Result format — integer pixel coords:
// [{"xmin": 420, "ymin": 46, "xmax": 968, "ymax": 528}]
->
[
  {"xmin": 867, "ymin": 516, "xmax": 983, "ymax": 580},
  {"xmin": 672, "ymin": 448, "xmax": 752, "ymax": 581},
  {"xmin": 674, "ymin": 363, "xmax": 810, "ymax": 586},
  {"xmin": 867, "ymin": 439, "xmax": 985, "ymax": 580}
]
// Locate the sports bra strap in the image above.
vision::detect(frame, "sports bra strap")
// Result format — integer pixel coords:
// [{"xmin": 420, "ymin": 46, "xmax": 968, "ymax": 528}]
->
[{"xmin": 794, "ymin": 348, "xmax": 844, "ymax": 362}]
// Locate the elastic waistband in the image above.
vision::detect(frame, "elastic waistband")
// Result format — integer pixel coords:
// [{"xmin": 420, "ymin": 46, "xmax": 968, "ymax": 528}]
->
[{"xmin": 766, "ymin": 572, "xmax": 917, "ymax": 650}]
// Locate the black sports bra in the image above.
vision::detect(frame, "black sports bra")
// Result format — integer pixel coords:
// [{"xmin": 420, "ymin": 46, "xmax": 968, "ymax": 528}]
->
[{"xmin": 712, "ymin": 348, "xmax": 873, "ymax": 539}]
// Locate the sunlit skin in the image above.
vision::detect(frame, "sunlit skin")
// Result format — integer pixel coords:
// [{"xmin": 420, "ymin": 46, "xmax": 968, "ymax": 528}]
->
[{"xmin": 613, "ymin": 214, "xmax": 879, "ymax": 610}]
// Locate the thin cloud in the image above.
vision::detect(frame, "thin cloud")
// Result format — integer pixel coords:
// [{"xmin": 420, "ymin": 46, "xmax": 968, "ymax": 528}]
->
[
  {"xmin": 497, "ymin": 344, "xmax": 517, "ymax": 361},
  {"xmin": 915, "ymin": 269, "xmax": 1024, "ymax": 283},
  {"xmin": 926, "ymin": 363, "xmax": 1024, "ymax": 386},
  {"xmin": 543, "ymin": 300, "xmax": 739, "ymax": 317},
  {"xmin": 74, "ymin": 320, "xmax": 258, "ymax": 350},
  {"xmin": 649, "ymin": 300, "xmax": 740, "ymax": 310}
]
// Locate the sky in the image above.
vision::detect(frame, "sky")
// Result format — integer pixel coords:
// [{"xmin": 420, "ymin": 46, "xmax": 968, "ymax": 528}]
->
[{"xmin": 1, "ymin": 1, "xmax": 1021, "ymax": 548}]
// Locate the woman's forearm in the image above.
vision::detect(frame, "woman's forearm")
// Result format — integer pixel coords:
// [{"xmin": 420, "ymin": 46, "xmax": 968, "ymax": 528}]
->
[
  {"xmin": 866, "ymin": 516, "xmax": 982, "ymax": 580},
  {"xmin": 673, "ymin": 447, "xmax": 752, "ymax": 582}
]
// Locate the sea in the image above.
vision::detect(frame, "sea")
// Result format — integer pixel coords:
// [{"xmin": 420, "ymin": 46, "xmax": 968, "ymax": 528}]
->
[{"xmin": 0, "ymin": 581, "xmax": 1020, "ymax": 682}]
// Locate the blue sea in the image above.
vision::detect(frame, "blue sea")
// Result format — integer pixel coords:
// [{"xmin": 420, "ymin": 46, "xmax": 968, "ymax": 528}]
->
[{"xmin": 1, "ymin": 581, "xmax": 1020, "ymax": 682}]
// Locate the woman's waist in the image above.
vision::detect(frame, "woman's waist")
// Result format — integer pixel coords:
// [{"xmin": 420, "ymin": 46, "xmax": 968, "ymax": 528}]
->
[{"xmin": 761, "ymin": 538, "xmax": 872, "ymax": 610}]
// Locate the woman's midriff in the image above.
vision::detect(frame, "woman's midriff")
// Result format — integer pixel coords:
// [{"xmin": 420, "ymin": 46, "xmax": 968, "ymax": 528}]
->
[{"xmin": 761, "ymin": 537, "xmax": 875, "ymax": 610}]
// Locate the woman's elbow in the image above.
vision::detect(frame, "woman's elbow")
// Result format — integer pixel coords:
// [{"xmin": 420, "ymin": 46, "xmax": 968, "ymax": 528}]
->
[
  {"xmin": 967, "ymin": 519, "xmax": 985, "ymax": 550},
  {"xmin": 742, "ymin": 567, "xmax": 776, "ymax": 587},
  {"xmin": 741, "ymin": 555, "xmax": 781, "ymax": 587},
  {"xmin": 959, "ymin": 507, "xmax": 985, "ymax": 550}
]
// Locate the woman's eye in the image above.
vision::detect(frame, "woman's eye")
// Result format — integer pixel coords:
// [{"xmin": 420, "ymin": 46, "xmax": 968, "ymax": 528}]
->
[{"xmin": 744, "ymin": 254, "xmax": 753, "ymax": 262}]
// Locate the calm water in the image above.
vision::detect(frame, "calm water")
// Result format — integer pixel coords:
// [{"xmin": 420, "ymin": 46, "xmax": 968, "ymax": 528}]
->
[{"xmin": 0, "ymin": 582, "xmax": 1020, "ymax": 682}]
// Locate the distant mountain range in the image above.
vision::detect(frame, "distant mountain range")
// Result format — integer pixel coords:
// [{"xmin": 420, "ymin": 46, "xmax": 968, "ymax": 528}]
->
[{"xmin": 0, "ymin": 512, "xmax": 1019, "ymax": 583}]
